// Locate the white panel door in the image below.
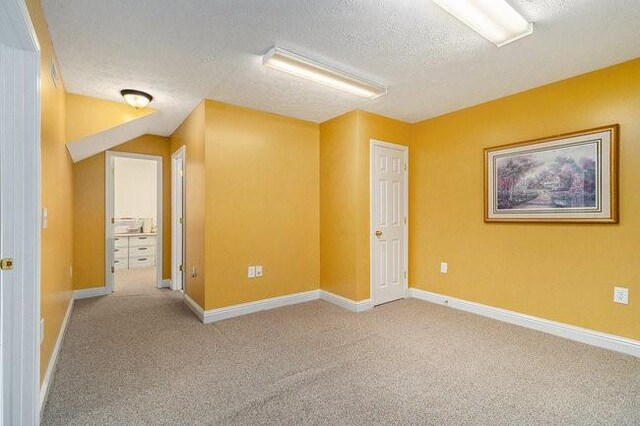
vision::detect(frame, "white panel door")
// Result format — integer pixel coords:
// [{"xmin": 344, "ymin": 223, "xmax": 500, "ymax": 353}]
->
[
  {"xmin": 0, "ymin": 7, "xmax": 41, "ymax": 422},
  {"xmin": 371, "ymin": 142, "xmax": 407, "ymax": 306}
]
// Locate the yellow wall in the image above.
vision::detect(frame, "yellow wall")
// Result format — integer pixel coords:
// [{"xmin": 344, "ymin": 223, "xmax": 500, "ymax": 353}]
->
[
  {"xmin": 65, "ymin": 93, "xmax": 155, "ymax": 142},
  {"xmin": 73, "ymin": 135, "xmax": 172, "ymax": 289},
  {"xmin": 169, "ymin": 102, "xmax": 206, "ymax": 306},
  {"xmin": 409, "ymin": 58, "xmax": 640, "ymax": 340},
  {"xmin": 25, "ymin": 0, "xmax": 74, "ymax": 383},
  {"xmin": 319, "ymin": 111, "xmax": 411, "ymax": 301},
  {"xmin": 319, "ymin": 112, "xmax": 359, "ymax": 300},
  {"xmin": 203, "ymin": 100, "xmax": 320, "ymax": 310}
]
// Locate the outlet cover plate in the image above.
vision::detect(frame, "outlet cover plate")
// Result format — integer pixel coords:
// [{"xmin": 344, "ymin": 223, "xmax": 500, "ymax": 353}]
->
[
  {"xmin": 248, "ymin": 266, "xmax": 256, "ymax": 278},
  {"xmin": 255, "ymin": 265, "xmax": 263, "ymax": 277},
  {"xmin": 614, "ymin": 287, "xmax": 629, "ymax": 305},
  {"xmin": 440, "ymin": 262, "xmax": 448, "ymax": 274}
]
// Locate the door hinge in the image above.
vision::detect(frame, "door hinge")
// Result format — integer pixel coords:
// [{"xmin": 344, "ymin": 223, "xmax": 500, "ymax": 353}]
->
[
  {"xmin": 179, "ymin": 264, "xmax": 183, "ymax": 272},
  {"xmin": 404, "ymin": 162, "xmax": 407, "ymax": 171},
  {"xmin": 111, "ymin": 266, "xmax": 115, "ymax": 273},
  {"xmin": 179, "ymin": 217, "xmax": 183, "ymax": 224},
  {"xmin": 111, "ymin": 217, "xmax": 115, "ymax": 224},
  {"xmin": 404, "ymin": 217, "xmax": 407, "ymax": 225},
  {"xmin": 1, "ymin": 258, "xmax": 14, "ymax": 270},
  {"xmin": 404, "ymin": 271, "xmax": 407, "ymax": 279}
]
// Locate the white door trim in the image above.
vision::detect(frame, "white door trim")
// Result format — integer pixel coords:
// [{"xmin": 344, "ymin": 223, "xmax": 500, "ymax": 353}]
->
[
  {"xmin": 105, "ymin": 151, "xmax": 163, "ymax": 293},
  {"xmin": 171, "ymin": 146, "xmax": 186, "ymax": 291},
  {"xmin": 369, "ymin": 139, "xmax": 409, "ymax": 306},
  {"xmin": 0, "ymin": 0, "xmax": 41, "ymax": 423}
]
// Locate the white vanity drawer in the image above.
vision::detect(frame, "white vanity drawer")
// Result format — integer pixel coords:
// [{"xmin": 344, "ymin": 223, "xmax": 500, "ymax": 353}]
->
[
  {"xmin": 129, "ymin": 235, "xmax": 155, "ymax": 247},
  {"xmin": 113, "ymin": 247, "xmax": 129, "ymax": 259},
  {"xmin": 113, "ymin": 258, "xmax": 128, "ymax": 270},
  {"xmin": 129, "ymin": 245, "xmax": 155, "ymax": 256},
  {"xmin": 129, "ymin": 256, "xmax": 155, "ymax": 269},
  {"xmin": 114, "ymin": 237, "xmax": 129, "ymax": 248}
]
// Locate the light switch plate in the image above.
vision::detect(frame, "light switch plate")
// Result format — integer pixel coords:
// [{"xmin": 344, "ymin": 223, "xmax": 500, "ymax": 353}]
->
[
  {"xmin": 248, "ymin": 266, "xmax": 256, "ymax": 278},
  {"xmin": 614, "ymin": 286, "xmax": 629, "ymax": 305},
  {"xmin": 440, "ymin": 262, "xmax": 448, "ymax": 274},
  {"xmin": 255, "ymin": 265, "xmax": 263, "ymax": 277},
  {"xmin": 42, "ymin": 207, "xmax": 48, "ymax": 229}
]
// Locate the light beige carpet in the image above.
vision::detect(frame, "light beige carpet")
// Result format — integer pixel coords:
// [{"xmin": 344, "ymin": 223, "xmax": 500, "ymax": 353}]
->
[
  {"xmin": 114, "ymin": 267, "xmax": 158, "ymax": 295},
  {"xmin": 41, "ymin": 282, "xmax": 639, "ymax": 425}
]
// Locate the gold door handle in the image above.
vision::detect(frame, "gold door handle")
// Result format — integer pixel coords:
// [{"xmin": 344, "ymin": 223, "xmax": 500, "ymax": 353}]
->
[{"xmin": 375, "ymin": 230, "xmax": 383, "ymax": 237}]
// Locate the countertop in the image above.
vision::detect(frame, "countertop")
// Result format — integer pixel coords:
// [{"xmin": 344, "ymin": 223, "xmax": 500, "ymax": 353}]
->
[{"xmin": 114, "ymin": 232, "xmax": 157, "ymax": 237}]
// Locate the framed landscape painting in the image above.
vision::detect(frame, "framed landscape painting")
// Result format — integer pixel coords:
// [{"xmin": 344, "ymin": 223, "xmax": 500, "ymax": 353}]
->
[{"xmin": 485, "ymin": 125, "xmax": 618, "ymax": 223}]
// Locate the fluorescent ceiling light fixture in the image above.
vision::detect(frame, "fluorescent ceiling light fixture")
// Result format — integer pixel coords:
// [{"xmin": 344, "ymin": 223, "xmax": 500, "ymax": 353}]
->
[
  {"xmin": 120, "ymin": 89, "xmax": 153, "ymax": 109},
  {"xmin": 433, "ymin": 0, "xmax": 533, "ymax": 47},
  {"xmin": 262, "ymin": 46, "xmax": 387, "ymax": 99}
]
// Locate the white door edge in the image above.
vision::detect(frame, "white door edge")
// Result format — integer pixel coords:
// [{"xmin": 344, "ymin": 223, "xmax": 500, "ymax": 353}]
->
[{"xmin": 171, "ymin": 146, "xmax": 186, "ymax": 291}]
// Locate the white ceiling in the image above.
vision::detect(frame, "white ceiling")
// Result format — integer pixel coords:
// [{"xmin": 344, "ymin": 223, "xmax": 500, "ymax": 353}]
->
[{"xmin": 43, "ymin": 0, "xmax": 640, "ymax": 136}]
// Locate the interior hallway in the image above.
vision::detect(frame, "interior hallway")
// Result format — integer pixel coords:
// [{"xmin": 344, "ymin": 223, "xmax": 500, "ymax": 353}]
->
[
  {"xmin": 41, "ymin": 288, "xmax": 639, "ymax": 425},
  {"xmin": 114, "ymin": 267, "xmax": 159, "ymax": 295}
]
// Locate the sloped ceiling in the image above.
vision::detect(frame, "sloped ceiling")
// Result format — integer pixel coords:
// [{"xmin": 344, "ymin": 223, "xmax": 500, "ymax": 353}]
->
[
  {"xmin": 64, "ymin": 93, "xmax": 160, "ymax": 162},
  {"xmin": 44, "ymin": 0, "xmax": 640, "ymax": 137},
  {"xmin": 66, "ymin": 112, "xmax": 160, "ymax": 162}
]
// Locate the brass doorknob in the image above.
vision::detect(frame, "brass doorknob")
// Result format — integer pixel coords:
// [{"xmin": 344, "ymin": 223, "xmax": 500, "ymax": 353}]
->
[{"xmin": 375, "ymin": 230, "xmax": 383, "ymax": 237}]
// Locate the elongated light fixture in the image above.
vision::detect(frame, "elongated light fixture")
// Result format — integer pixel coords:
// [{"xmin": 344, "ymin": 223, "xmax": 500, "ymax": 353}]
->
[
  {"xmin": 432, "ymin": 0, "xmax": 533, "ymax": 47},
  {"xmin": 262, "ymin": 46, "xmax": 387, "ymax": 99}
]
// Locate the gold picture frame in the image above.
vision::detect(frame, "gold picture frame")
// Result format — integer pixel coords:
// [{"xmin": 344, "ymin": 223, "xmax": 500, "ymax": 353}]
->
[{"xmin": 484, "ymin": 124, "xmax": 619, "ymax": 223}]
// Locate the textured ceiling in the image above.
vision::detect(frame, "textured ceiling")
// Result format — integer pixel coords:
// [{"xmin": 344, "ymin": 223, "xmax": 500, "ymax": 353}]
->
[{"xmin": 43, "ymin": 0, "xmax": 640, "ymax": 136}]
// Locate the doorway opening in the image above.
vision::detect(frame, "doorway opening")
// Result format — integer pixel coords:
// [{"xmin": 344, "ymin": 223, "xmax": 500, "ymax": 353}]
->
[
  {"xmin": 105, "ymin": 151, "xmax": 163, "ymax": 294},
  {"xmin": 370, "ymin": 139, "xmax": 409, "ymax": 307}
]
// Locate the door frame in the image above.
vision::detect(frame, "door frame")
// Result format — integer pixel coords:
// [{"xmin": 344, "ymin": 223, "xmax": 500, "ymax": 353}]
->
[
  {"xmin": 369, "ymin": 139, "xmax": 409, "ymax": 306},
  {"xmin": 0, "ymin": 0, "xmax": 41, "ymax": 423},
  {"xmin": 170, "ymin": 146, "xmax": 186, "ymax": 291},
  {"xmin": 105, "ymin": 151, "xmax": 163, "ymax": 293}
]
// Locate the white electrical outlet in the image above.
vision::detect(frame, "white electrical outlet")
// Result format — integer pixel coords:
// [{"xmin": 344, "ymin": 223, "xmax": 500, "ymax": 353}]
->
[
  {"xmin": 40, "ymin": 319, "xmax": 45, "ymax": 344},
  {"xmin": 440, "ymin": 262, "xmax": 448, "ymax": 274},
  {"xmin": 255, "ymin": 265, "xmax": 263, "ymax": 277},
  {"xmin": 248, "ymin": 266, "xmax": 256, "ymax": 278},
  {"xmin": 613, "ymin": 287, "xmax": 629, "ymax": 305}
]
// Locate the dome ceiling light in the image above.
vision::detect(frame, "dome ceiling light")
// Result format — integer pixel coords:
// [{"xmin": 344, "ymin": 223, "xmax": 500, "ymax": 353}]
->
[{"xmin": 120, "ymin": 89, "xmax": 153, "ymax": 109}]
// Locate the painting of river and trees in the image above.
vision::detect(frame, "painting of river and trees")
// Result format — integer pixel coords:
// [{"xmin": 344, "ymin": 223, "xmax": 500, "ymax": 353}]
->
[
  {"xmin": 485, "ymin": 125, "xmax": 618, "ymax": 223},
  {"xmin": 496, "ymin": 144, "xmax": 597, "ymax": 210}
]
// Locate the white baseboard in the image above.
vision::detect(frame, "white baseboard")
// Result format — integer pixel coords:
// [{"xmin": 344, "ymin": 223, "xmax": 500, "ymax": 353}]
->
[
  {"xmin": 183, "ymin": 289, "xmax": 375, "ymax": 324},
  {"xmin": 73, "ymin": 286, "xmax": 109, "ymax": 300},
  {"xmin": 183, "ymin": 293, "xmax": 204, "ymax": 322},
  {"xmin": 319, "ymin": 290, "xmax": 372, "ymax": 312},
  {"xmin": 201, "ymin": 290, "xmax": 320, "ymax": 324},
  {"xmin": 40, "ymin": 296, "xmax": 74, "ymax": 415},
  {"xmin": 160, "ymin": 279, "xmax": 171, "ymax": 289},
  {"xmin": 408, "ymin": 288, "xmax": 640, "ymax": 358}
]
